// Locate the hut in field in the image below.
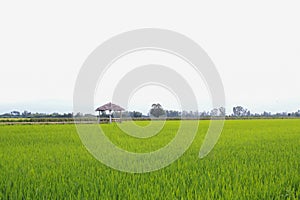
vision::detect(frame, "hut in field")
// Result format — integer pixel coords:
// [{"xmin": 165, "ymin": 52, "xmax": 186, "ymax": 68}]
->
[{"xmin": 95, "ymin": 102, "xmax": 125, "ymax": 123}]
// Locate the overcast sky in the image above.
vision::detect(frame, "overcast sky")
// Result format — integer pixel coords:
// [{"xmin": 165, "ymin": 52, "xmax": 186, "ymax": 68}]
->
[{"xmin": 0, "ymin": 0, "xmax": 299, "ymax": 114}]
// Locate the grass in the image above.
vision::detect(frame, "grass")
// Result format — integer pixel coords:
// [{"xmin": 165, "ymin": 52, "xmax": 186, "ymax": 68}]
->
[{"xmin": 0, "ymin": 119, "xmax": 299, "ymax": 199}]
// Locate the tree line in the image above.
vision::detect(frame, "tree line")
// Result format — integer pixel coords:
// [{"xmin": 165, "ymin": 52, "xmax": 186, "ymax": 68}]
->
[{"xmin": 1, "ymin": 105, "xmax": 300, "ymax": 119}]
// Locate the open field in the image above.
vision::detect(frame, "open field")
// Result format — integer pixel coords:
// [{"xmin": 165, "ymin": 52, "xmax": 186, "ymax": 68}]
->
[
  {"xmin": 0, "ymin": 120, "xmax": 299, "ymax": 199},
  {"xmin": 1, "ymin": 117, "xmax": 300, "ymax": 124}
]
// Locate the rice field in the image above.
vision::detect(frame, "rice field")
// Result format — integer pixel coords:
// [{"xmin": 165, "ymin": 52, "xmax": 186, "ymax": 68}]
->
[{"xmin": 0, "ymin": 119, "xmax": 299, "ymax": 199}]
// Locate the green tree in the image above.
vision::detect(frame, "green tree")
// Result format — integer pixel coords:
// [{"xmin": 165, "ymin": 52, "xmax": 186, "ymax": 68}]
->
[{"xmin": 150, "ymin": 103, "xmax": 165, "ymax": 118}]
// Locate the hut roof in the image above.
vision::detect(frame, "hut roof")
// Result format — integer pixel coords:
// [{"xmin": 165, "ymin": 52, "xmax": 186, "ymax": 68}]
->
[{"xmin": 95, "ymin": 102, "xmax": 125, "ymax": 111}]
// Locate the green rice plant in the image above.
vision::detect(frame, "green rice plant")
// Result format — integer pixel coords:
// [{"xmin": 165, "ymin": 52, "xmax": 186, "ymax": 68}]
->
[{"xmin": 0, "ymin": 119, "xmax": 299, "ymax": 199}]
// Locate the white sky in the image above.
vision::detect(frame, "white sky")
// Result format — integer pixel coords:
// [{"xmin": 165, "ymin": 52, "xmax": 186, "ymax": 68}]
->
[
  {"xmin": 95, "ymin": 50, "xmax": 211, "ymax": 114},
  {"xmin": 0, "ymin": 0, "xmax": 299, "ymax": 114}
]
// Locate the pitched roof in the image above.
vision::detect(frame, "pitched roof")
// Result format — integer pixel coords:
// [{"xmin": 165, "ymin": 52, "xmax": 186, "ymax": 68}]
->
[{"xmin": 95, "ymin": 102, "xmax": 125, "ymax": 111}]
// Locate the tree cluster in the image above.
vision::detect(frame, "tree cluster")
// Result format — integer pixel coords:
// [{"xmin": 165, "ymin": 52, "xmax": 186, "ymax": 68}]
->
[
  {"xmin": 0, "ymin": 111, "xmax": 73, "ymax": 118},
  {"xmin": 1, "ymin": 105, "xmax": 300, "ymax": 119}
]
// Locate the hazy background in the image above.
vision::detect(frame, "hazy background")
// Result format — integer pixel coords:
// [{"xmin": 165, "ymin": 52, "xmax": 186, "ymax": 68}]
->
[{"xmin": 0, "ymin": 0, "xmax": 299, "ymax": 115}]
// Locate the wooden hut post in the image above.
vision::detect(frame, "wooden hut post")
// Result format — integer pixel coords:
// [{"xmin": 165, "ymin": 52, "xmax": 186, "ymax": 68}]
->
[
  {"xmin": 120, "ymin": 110, "xmax": 122, "ymax": 123},
  {"xmin": 98, "ymin": 110, "xmax": 101, "ymax": 123},
  {"xmin": 109, "ymin": 110, "xmax": 112, "ymax": 123}
]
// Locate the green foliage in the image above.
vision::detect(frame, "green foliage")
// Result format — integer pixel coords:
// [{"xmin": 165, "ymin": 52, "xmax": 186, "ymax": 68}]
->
[
  {"xmin": 0, "ymin": 120, "xmax": 299, "ymax": 199},
  {"xmin": 150, "ymin": 103, "xmax": 165, "ymax": 118}
]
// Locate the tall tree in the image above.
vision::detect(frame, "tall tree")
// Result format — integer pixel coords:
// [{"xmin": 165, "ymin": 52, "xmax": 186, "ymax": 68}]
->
[
  {"xmin": 233, "ymin": 106, "xmax": 249, "ymax": 117},
  {"xmin": 150, "ymin": 103, "xmax": 165, "ymax": 118}
]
